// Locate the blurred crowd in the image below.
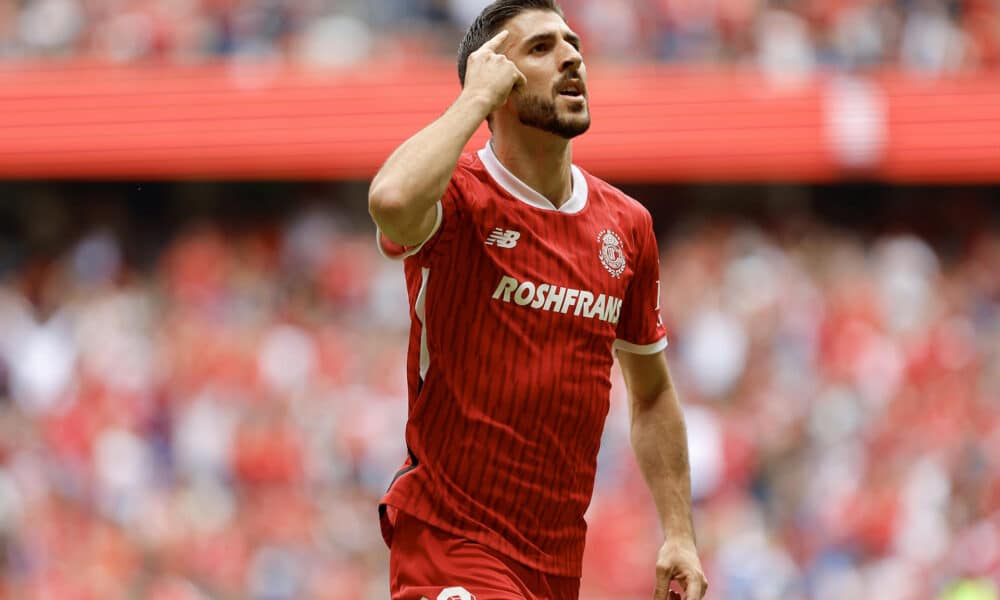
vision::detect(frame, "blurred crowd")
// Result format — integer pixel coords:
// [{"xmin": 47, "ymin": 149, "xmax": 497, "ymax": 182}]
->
[
  {"xmin": 0, "ymin": 188, "xmax": 996, "ymax": 599},
  {"xmin": 0, "ymin": 0, "xmax": 998, "ymax": 73}
]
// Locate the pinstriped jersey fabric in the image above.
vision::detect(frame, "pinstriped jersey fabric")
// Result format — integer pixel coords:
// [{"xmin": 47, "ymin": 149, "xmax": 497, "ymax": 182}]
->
[{"xmin": 378, "ymin": 148, "xmax": 667, "ymax": 577}]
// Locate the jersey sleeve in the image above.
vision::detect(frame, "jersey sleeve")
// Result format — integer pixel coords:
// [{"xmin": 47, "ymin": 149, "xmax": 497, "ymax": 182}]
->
[
  {"xmin": 376, "ymin": 162, "xmax": 468, "ymax": 265},
  {"xmin": 613, "ymin": 210, "xmax": 668, "ymax": 354}
]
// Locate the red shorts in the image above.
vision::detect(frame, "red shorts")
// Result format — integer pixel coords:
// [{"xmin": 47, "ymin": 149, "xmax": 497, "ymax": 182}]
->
[{"xmin": 386, "ymin": 508, "xmax": 581, "ymax": 600}]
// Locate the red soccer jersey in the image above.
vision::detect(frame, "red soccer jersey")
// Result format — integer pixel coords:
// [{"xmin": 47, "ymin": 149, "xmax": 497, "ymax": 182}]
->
[{"xmin": 378, "ymin": 142, "xmax": 667, "ymax": 577}]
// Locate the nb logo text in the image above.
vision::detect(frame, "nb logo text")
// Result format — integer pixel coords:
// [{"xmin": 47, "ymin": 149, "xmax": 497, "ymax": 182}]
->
[{"xmin": 485, "ymin": 228, "xmax": 520, "ymax": 249}]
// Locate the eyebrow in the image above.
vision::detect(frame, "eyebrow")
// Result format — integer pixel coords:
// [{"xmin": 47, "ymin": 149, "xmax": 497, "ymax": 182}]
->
[{"xmin": 523, "ymin": 30, "xmax": 581, "ymax": 50}]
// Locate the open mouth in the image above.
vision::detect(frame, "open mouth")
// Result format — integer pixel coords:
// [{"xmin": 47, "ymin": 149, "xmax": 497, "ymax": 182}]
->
[{"xmin": 557, "ymin": 82, "xmax": 584, "ymax": 98}]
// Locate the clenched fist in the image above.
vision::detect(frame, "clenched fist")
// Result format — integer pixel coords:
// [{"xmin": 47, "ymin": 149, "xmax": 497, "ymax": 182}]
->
[{"xmin": 460, "ymin": 30, "xmax": 527, "ymax": 113}]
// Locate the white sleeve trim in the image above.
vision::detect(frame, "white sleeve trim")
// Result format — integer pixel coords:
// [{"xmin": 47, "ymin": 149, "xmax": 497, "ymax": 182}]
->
[
  {"xmin": 613, "ymin": 336, "xmax": 668, "ymax": 355},
  {"xmin": 375, "ymin": 201, "xmax": 443, "ymax": 261}
]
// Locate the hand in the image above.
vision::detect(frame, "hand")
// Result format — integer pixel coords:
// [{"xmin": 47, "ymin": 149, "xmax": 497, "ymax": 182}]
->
[
  {"xmin": 654, "ymin": 539, "xmax": 707, "ymax": 600},
  {"xmin": 460, "ymin": 30, "xmax": 527, "ymax": 112}
]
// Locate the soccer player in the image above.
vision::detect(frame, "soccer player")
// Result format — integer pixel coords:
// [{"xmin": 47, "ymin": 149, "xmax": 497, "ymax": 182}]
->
[{"xmin": 368, "ymin": 1, "xmax": 707, "ymax": 599}]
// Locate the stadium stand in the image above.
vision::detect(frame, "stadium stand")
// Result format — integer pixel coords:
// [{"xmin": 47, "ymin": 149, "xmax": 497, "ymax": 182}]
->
[{"xmin": 0, "ymin": 187, "xmax": 997, "ymax": 599}]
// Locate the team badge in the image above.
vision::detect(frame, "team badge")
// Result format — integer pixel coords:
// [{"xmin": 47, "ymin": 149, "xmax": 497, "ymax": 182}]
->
[
  {"xmin": 598, "ymin": 230, "xmax": 626, "ymax": 278},
  {"xmin": 437, "ymin": 587, "xmax": 475, "ymax": 600}
]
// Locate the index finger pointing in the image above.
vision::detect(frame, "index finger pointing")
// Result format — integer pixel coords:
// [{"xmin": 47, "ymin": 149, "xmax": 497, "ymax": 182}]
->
[{"xmin": 481, "ymin": 30, "xmax": 510, "ymax": 52}]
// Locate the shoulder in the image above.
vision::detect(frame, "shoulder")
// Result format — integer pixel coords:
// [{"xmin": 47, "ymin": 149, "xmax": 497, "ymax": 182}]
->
[
  {"xmin": 453, "ymin": 151, "xmax": 490, "ymax": 187},
  {"xmin": 456, "ymin": 150, "xmax": 482, "ymax": 173},
  {"xmin": 578, "ymin": 167, "xmax": 653, "ymax": 229},
  {"xmin": 446, "ymin": 151, "xmax": 501, "ymax": 207}
]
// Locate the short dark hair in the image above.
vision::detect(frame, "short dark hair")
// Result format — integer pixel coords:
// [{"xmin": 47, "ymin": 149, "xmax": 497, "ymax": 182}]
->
[{"xmin": 457, "ymin": 0, "xmax": 566, "ymax": 86}]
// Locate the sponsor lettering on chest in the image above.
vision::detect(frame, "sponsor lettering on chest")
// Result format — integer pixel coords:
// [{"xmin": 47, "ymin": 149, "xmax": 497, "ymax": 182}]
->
[
  {"xmin": 484, "ymin": 224, "xmax": 628, "ymax": 323},
  {"xmin": 492, "ymin": 276, "xmax": 622, "ymax": 324}
]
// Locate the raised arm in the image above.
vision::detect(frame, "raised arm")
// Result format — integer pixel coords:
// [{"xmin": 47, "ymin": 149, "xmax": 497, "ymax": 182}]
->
[
  {"xmin": 618, "ymin": 350, "xmax": 707, "ymax": 600},
  {"xmin": 368, "ymin": 30, "xmax": 526, "ymax": 247}
]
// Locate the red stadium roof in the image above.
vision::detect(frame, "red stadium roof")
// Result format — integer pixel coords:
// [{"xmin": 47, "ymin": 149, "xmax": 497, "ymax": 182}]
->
[{"xmin": 0, "ymin": 60, "xmax": 998, "ymax": 182}]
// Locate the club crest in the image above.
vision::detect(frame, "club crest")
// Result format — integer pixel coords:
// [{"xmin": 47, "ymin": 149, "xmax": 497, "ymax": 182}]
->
[
  {"xmin": 437, "ymin": 588, "xmax": 475, "ymax": 600},
  {"xmin": 598, "ymin": 230, "xmax": 626, "ymax": 278}
]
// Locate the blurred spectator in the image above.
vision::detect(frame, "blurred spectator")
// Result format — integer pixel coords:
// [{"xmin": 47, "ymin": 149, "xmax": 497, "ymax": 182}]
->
[
  {"xmin": 0, "ymin": 188, "xmax": 996, "ymax": 598},
  {"xmin": 0, "ymin": 0, "xmax": 998, "ymax": 72}
]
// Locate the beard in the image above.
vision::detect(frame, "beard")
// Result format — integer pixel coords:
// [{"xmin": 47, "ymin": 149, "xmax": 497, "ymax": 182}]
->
[{"xmin": 513, "ymin": 91, "xmax": 591, "ymax": 139}]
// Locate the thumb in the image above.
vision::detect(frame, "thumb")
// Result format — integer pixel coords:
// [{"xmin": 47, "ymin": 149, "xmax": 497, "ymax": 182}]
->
[{"xmin": 512, "ymin": 66, "xmax": 527, "ymax": 90}]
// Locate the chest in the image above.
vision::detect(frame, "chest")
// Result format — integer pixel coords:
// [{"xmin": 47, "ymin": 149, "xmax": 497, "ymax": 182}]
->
[{"xmin": 462, "ymin": 201, "xmax": 637, "ymax": 302}]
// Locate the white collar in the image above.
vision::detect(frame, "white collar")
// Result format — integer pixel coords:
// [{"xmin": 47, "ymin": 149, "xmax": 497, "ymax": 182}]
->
[{"xmin": 477, "ymin": 140, "xmax": 588, "ymax": 214}]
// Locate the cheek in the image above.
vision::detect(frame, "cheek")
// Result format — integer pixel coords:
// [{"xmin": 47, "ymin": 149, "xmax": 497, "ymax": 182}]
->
[
  {"xmin": 519, "ymin": 63, "xmax": 551, "ymax": 87},
  {"xmin": 520, "ymin": 80, "xmax": 553, "ymax": 100}
]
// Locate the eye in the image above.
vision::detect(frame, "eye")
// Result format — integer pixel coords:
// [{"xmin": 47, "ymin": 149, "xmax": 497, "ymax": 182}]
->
[{"xmin": 532, "ymin": 43, "xmax": 548, "ymax": 53}]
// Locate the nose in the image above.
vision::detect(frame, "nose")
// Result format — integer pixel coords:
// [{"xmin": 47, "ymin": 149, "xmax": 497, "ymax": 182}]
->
[{"xmin": 560, "ymin": 42, "xmax": 582, "ymax": 72}]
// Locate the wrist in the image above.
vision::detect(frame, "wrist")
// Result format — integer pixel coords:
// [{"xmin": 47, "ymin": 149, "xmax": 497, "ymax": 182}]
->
[
  {"xmin": 662, "ymin": 534, "xmax": 697, "ymax": 547},
  {"xmin": 454, "ymin": 90, "xmax": 496, "ymax": 119},
  {"xmin": 661, "ymin": 529, "xmax": 698, "ymax": 553},
  {"xmin": 661, "ymin": 518, "xmax": 696, "ymax": 546}
]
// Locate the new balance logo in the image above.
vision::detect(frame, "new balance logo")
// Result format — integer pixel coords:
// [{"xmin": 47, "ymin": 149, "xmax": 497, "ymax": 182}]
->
[{"xmin": 485, "ymin": 228, "xmax": 520, "ymax": 248}]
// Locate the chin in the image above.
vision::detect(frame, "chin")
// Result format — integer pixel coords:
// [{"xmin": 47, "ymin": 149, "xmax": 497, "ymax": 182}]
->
[
  {"xmin": 556, "ymin": 120, "xmax": 591, "ymax": 139},
  {"xmin": 565, "ymin": 114, "xmax": 591, "ymax": 132}
]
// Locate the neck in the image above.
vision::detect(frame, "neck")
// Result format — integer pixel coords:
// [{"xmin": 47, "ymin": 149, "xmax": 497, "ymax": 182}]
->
[{"xmin": 490, "ymin": 128, "xmax": 573, "ymax": 209}]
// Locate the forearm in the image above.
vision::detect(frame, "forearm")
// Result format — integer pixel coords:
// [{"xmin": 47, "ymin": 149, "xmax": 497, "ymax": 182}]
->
[
  {"xmin": 630, "ymin": 387, "xmax": 695, "ymax": 544},
  {"xmin": 369, "ymin": 93, "xmax": 492, "ymax": 246}
]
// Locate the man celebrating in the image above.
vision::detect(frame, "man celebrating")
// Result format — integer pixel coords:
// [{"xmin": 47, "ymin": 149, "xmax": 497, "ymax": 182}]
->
[{"xmin": 368, "ymin": 1, "xmax": 707, "ymax": 598}]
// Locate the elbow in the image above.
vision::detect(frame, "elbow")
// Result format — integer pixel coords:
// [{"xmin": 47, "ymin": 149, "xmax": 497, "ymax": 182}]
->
[
  {"xmin": 368, "ymin": 183, "xmax": 420, "ymax": 246},
  {"xmin": 368, "ymin": 184, "xmax": 407, "ymax": 237},
  {"xmin": 368, "ymin": 182, "xmax": 399, "ymax": 226}
]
